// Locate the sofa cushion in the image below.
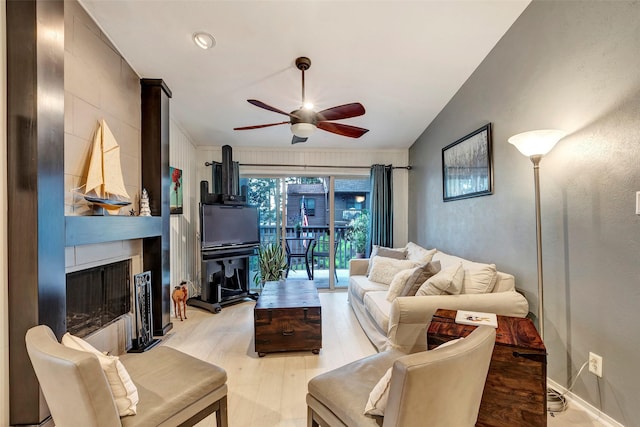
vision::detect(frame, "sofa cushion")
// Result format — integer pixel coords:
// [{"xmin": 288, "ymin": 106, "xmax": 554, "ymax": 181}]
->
[
  {"xmin": 62, "ymin": 333, "xmax": 139, "ymax": 416},
  {"xmin": 368, "ymin": 256, "xmax": 419, "ymax": 285},
  {"xmin": 416, "ymin": 262, "xmax": 464, "ymax": 296},
  {"xmin": 462, "ymin": 262, "xmax": 498, "ymax": 294},
  {"xmin": 432, "ymin": 251, "xmax": 466, "ymax": 269},
  {"xmin": 367, "ymin": 245, "xmax": 407, "ymax": 275},
  {"xmin": 433, "ymin": 251, "xmax": 499, "ymax": 294},
  {"xmin": 364, "ymin": 291, "xmax": 391, "ymax": 333},
  {"xmin": 386, "ymin": 265, "xmax": 425, "ymax": 302},
  {"xmin": 405, "ymin": 242, "xmax": 437, "ymax": 264},
  {"xmin": 492, "ymin": 272, "xmax": 516, "ymax": 293},
  {"xmin": 406, "ymin": 261, "xmax": 441, "ymax": 296},
  {"xmin": 349, "ymin": 275, "xmax": 389, "ymax": 304}
]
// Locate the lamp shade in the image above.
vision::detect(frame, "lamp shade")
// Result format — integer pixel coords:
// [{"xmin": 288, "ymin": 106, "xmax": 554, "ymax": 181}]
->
[
  {"xmin": 508, "ymin": 129, "xmax": 566, "ymax": 157},
  {"xmin": 291, "ymin": 123, "xmax": 316, "ymax": 138}
]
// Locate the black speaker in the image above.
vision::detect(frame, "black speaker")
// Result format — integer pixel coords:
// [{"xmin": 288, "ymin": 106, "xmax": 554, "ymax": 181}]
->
[{"xmin": 200, "ymin": 180, "xmax": 209, "ymax": 203}]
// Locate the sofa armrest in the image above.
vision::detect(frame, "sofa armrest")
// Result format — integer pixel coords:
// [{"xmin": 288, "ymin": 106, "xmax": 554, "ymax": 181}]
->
[
  {"xmin": 387, "ymin": 291, "xmax": 529, "ymax": 353},
  {"xmin": 349, "ymin": 258, "xmax": 369, "ymax": 276}
]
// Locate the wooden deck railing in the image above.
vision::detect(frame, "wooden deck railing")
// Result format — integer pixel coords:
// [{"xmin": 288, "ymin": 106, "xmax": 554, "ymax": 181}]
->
[{"xmin": 259, "ymin": 225, "xmax": 358, "ymax": 270}]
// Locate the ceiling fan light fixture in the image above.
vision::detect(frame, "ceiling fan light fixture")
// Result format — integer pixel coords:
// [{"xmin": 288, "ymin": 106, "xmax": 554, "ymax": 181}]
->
[
  {"xmin": 303, "ymin": 102, "xmax": 314, "ymax": 110},
  {"xmin": 291, "ymin": 123, "xmax": 316, "ymax": 138},
  {"xmin": 192, "ymin": 31, "xmax": 215, "ymax": 50}
]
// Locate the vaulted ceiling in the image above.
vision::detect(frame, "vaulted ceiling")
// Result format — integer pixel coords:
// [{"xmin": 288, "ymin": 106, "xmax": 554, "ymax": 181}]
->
[{"xmin": 79, "ymin": 0, "xmax": 530, "ymax": 150}]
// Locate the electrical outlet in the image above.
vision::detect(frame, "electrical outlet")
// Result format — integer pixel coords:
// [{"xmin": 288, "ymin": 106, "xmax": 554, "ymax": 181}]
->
[{"xmin": 589, "ymin": 352, "xmax": 603, "ymax": 377}]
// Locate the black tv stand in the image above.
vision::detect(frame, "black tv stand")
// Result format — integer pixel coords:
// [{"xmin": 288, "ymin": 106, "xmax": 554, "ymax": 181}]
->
[{"xmin": 188, "ymin": 245, "xmax": 258, "ymax": 313}]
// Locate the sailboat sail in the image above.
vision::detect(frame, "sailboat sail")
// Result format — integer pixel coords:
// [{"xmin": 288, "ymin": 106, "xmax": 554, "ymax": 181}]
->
[{"xmin": 83, "ymin": 119, "xmax": 131, "ymax": 213}]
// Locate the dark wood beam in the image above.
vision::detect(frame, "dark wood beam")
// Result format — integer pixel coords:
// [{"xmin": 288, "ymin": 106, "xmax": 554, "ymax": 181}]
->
[
  {"xmin": 141, "ymin": 79, "xmax": 173, "ymax": 336},
  {"xmin": 6, "ymin": 0, "xmax": 65, "ymax": 424}
]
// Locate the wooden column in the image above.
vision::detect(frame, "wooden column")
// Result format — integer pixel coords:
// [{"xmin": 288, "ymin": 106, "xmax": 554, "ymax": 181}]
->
[
  {"xmin": 6, "ymin": 0, "xmax": 65, "ymax": 425},
  {"xmin": 141, "ymin": 79, "xmax": 173, "ymax": 336}
]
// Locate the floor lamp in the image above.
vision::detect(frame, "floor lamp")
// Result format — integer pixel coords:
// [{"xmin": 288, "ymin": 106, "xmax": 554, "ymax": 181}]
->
[{"xmin": 508, "ymin": 129, "xmax": 566, "ymax": 341}]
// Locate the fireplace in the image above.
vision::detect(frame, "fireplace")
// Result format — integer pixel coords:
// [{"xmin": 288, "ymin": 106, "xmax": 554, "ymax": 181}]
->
[{"xmin": 66, "ymin": 260, "xmax": 132, "ymax": 337}]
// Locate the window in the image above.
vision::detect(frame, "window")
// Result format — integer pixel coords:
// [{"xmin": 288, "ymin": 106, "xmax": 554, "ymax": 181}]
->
[{"xmin": 303, "ymin": 198, "xmax": 316, "ymax": 216}]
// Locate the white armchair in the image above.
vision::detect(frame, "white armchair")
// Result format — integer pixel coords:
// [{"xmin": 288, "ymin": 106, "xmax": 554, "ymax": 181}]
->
[
  {"xmin": 25, "ymin": 325, "xmax": 228, "ymax": 427},
  {"xmin": 307, "ymin": 325, "xmax": 496, "ymax": 427}
]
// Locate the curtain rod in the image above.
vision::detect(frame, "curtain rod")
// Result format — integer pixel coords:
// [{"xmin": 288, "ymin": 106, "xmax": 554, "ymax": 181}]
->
[{"xmin": 204, "ymin": 162, "xmax": 411, "ymax": 170}]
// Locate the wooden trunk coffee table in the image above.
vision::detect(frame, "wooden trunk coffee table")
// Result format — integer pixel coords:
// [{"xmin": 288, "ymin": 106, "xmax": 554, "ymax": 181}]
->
[
  {"xmin": 254, "ymin": 280, "xmax": 322, "ymax": 357},
  {"xmin": 428, "ymin": 309, "xmax": 547, "ymax": 427}
]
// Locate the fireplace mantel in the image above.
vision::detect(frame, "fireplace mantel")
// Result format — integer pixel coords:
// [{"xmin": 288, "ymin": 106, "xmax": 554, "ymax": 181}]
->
[{"xmin": 65, "ymin": 216, "xmax": 162, "ymax": 246}]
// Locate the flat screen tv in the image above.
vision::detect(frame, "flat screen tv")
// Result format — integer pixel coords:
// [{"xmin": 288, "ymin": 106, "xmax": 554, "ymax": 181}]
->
[{"xmin": 200, "ymin": 204, "xmax": 260, "ymax": 249}]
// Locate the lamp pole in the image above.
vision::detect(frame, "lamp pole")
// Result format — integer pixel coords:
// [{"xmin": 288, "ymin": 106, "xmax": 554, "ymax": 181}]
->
[{"xmin": 531, "ymin": 155, "xmax": 545, "ymax": 340}]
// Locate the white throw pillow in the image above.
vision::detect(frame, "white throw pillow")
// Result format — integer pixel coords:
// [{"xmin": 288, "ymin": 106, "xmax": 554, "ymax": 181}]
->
[
  {"xmin": 416, "ymin": 262, "xmax": 464, "ymax": 296},
  {"xmin": 364, "ymin": 367, "xmax": 393, "ymax": 416},
  {"xmin": 368, "ymin": 256, "xmax": 419, "ymax": 285},
  {"xmin": 405, "ymin": 242, "xmax": 437, "ymax": 264},
  {"xmin": 62, "ymin": 333, "xmax": 139, "ymax": 416},
  {"xmin": 366, "ymin": 245, "xmax": 407, "ymax": 276},
  {"xmin": 462, "ymin": 262, "xmax": 498, "ymax": 294},
  {"xmin": 386, "ymin": 266, "xmax": 424, "ymax": 302}
]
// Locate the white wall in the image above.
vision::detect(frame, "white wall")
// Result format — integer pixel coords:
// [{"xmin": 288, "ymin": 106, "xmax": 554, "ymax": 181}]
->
[
  {"xmin": 169, "ymin": 119, "xmax": 199, "ymax": 292},
  {"xmin": 1, "ymin": 1, "xmax": 9, "ymax": 425},
  {"xmin": 196, "ymin": 146, "xmax": 410, "ymax": 247}
]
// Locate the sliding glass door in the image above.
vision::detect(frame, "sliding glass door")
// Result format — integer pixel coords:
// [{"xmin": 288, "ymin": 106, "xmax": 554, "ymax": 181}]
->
[{"xmin": 241, "ymin": 175, "xmax": 370, "ymax": 290}]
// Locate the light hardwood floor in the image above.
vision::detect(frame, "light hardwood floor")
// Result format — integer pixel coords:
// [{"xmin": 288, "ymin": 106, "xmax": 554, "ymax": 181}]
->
[{"xmin": 162, "ymin": 291, "xmax": 609, "ymax": 427}]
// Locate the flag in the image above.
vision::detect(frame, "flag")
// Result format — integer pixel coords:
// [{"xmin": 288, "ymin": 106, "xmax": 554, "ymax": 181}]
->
[{"xmin": 301, "ymin": 196, "xmax": 309, "ymax": 227}]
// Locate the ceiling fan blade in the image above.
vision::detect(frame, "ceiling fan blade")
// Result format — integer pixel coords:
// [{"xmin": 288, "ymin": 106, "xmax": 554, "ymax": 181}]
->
[
  {"xmin": 247, "ymin": 99, "xmax": 291, "ymax": 117},
  {"xmin": 234, "ymin": 121, "xmax": 289, "ymax": 130},
  {"xmin": 316, "ymin": 103, "xmax": 366, "ymax": 121},
  {"xmin": 317, "ymin": 121, "xmax": 369, "ymax": 138},
  {"xmin": 291, "ymin": 135, "xmax": 308, "ymax": 144}
]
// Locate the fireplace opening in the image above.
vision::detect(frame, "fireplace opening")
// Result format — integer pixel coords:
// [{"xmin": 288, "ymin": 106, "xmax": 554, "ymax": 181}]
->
[{"xmin": 66, "ymin": 259, "xmax": 131, "ymax": 337}]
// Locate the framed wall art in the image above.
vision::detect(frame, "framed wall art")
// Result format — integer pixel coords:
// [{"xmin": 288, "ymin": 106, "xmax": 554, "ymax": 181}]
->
[
  {"xmin": 169, "ymin": 166, "xmax": 183, "ymax": 214},
  {"xmin": 442, "ymin": 123, "xmax": 493, "ymax": 202}
]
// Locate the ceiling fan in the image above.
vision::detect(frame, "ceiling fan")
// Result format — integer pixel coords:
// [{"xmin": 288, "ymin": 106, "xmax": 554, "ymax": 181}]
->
[{"xmin": 234, "ymin": 57, "xmax": 369, "ymax": 144}]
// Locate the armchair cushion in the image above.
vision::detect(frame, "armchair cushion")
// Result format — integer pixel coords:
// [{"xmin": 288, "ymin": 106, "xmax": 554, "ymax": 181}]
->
[
  {"xmin": 62, "ymin": 332, "xmax": 139, "ymax": 416},
  {"xmin": 364, "ymin": 367, "xmax": 392, "ymax": 416}
]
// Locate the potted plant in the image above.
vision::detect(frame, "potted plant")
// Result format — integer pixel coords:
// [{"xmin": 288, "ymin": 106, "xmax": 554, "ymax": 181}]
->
[
  {"xmin": 346, "ymin": 210, "xmax": 370, "ymax": 258},
  {"xmin": 254, "ymin": 242, "xmax": 288, "ymax": 286}
]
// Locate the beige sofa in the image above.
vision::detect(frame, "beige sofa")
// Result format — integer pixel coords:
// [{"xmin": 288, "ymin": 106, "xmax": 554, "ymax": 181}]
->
[{"xmin": 348, "ymin": 247, "xmax": 529, "ymax": 353}]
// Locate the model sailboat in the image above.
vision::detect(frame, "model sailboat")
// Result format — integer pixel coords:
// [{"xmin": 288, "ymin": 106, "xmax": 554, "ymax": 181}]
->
[{"xmin": 83, "ymin": 119, "xmax": 131, "ymax": 214}]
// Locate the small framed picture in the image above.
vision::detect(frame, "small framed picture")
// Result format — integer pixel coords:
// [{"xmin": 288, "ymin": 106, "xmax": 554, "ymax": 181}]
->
[
  {"xmin": 442, "ymin": 123, "xmax": 493, "ymax": 202},
  {"xmin": 170, "ymin": 166, "xmax": 183, "ymax": 214}
]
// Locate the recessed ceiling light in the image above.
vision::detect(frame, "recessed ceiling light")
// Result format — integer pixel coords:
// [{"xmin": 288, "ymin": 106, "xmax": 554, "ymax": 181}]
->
[{"xmin": 192, "ymin": 31, "xmax": 215, "ymax": 50}]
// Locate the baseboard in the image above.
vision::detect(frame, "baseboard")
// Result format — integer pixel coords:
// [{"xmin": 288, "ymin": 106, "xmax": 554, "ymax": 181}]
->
[{"xmin": 547, "ymin": 378, "xmax": 624, "ymax": 427}]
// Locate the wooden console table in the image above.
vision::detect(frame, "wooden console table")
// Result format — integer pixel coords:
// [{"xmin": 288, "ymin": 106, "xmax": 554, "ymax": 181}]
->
[{"xmin": 427, "ymin": 309, "xmax": 547, "ymax": 427}]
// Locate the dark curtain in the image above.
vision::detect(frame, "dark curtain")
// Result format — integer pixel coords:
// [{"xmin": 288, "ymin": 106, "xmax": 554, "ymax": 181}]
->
[
  {"xmin": 211, "ymin": 161, "xmax": 240, "ymax": 195},
  {"xmin": 369, "ymin": 164, "xmax": 393, "ymax": 251}
]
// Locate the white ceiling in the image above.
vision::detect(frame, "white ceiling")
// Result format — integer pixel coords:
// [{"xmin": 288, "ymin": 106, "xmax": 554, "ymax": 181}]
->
[{"xmin": 79, "ymin": 0, "xmax": 530, "ymax": 150}]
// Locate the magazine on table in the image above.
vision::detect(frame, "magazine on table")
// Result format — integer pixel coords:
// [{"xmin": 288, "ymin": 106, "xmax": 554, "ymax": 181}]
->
[{"xmin": 455, "ymin": 310, "xmax": 498, "ymax": 328}]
